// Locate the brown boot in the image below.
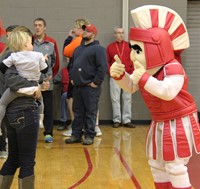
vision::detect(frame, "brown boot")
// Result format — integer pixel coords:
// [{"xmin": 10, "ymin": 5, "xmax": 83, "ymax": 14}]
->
[
  {"xmin": 0, "ymin": 175, "xmax": 14, "ymax": 189},
  {"xmin": 18, "ymin": 175, "xmax": 34, "ymax": 189}
]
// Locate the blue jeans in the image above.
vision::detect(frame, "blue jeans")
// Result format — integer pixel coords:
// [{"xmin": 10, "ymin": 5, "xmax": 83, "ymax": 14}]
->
[
  {"xmin": 0, "ymin": 106, "xmax": 39, "ymax": 178},
  {"xmin": 72, "ymin": 85, "xmax": 101, "ymax": 139},
  {"xmin": 60, "ymin": 92, "xmax": 68, "ymax": 122}
]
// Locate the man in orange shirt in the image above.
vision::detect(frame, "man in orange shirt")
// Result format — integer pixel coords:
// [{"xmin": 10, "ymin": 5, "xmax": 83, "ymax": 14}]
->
[
  {"xmin": 62, "ymin": 19, "xmax": 85, "ymax": 134},
  {"xmin": 63, "ymin": 19, "xmax": 89, "ymax": 58}
]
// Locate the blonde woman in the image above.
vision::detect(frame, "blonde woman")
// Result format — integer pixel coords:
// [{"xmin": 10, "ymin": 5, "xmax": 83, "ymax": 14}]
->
[
  {"xmin": 0, "ymin": 26, "xmax": 50, "ymax": 189},
  {"xmin": 0, "ymin": 26, "xmax": 48, "ymax": 129}
]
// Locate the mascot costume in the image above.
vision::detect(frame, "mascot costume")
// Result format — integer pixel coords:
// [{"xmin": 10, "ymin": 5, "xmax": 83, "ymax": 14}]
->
[{"xmin": 110, "ymin": 5, "xmax": 200, "ymax": 189}]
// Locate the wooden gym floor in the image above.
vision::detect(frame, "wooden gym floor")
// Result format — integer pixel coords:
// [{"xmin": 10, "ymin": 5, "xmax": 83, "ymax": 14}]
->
[{"xmin": 0, "ymin": 125, "xmax": 199, "ymax": 189}]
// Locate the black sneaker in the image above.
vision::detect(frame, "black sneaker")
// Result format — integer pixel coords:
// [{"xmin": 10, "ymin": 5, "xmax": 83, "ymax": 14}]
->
[
  {"xmin": 65, "ymin": 136, "xmax": 82, "ymax": 144},
  {"xmin": 82, "ymin": 137, "xmax": 93, "ymax": 145},
  {"xmin": 124, "ymin": 122, "xmax": 136, "ymax": 128}
]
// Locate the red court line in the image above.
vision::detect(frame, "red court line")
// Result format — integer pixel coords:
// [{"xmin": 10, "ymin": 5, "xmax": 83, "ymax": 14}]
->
[
  {"xmin": 67, "ymin": 147, "xmax": 93, "ymax": 189},
  {"xmin": 114, "ymin": 147, "xmax": 142, "ymax": 189}
]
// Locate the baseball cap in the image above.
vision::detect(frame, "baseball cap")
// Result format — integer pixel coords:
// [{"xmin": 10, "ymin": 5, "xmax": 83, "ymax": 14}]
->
[
  {"xmin": 82, "ymin": 24, "xmax": 97, "ymax": 36},
  {"xmin": 0, "ymin": 20, "xmax": 7, "ymax": 38}
]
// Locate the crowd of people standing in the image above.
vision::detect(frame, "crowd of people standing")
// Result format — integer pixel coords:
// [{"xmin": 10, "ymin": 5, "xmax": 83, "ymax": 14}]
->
[{"xmin": 0, "ymin": 18, "xmax": 135, "ymax": 188}]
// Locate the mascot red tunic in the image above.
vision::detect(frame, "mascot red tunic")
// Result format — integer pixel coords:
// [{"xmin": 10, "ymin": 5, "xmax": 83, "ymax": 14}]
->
[{"xmin": 110, "ymin": 5, "xmax": 200, "ymax": 189}]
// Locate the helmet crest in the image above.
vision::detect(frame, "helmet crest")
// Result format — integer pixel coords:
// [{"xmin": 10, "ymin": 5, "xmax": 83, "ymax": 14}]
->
[
  {"xmin": 130, "ymin": 5, "xmax": 189, "ymax": 50},
  {"xmin": 129, "ymin": 5, "xmax": 189, "ymax": 68}
]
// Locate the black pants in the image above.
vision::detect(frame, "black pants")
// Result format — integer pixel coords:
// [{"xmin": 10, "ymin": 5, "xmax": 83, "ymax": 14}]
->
[
  {"xmin": 42, "ymin": 90, "xmax": 54, "ymax": 136},
  {"xmin": 0, "ymin": 120, "xmax": 6, "ymax": 151},
  {"xmin": 72, "ymin": 85, "xmax": 101, "ymax": 139}
]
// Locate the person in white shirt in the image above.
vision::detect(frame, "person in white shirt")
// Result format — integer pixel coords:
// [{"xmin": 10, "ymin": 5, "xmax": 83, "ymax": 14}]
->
[{"xmin": 0, "ymin": 26, "xmax": 48, "ymax": 129}]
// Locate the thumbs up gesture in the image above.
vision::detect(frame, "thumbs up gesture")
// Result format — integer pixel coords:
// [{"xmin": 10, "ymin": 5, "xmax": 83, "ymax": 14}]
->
[{"xmin": 110, "ymin": 55, "xmax": 125, "ymax": 78}]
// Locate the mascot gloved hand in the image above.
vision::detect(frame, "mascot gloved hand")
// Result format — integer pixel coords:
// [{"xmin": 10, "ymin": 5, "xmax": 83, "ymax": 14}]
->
[
  {"xmin": 110, "ymin": 55, "xmax": 125, "ymax": 79},
  {"xmin": 132, "ymin": 60, "xmax": 145, "ymax": 85}
]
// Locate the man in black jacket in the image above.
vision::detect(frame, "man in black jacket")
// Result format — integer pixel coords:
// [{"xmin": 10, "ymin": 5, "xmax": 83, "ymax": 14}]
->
[{"xmin": 65, "ymin": 24, "xmax": 107, "ymax": 145}]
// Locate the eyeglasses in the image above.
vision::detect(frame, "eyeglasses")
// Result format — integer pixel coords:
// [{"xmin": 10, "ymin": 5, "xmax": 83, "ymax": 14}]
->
[{"xmin": 82, "ymin": 25, "xmax": 91, "ymax": 33}]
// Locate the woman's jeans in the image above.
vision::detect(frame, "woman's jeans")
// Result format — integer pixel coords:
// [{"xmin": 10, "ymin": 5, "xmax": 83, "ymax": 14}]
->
[{"xmin": 0, "ymin": 106, "xmax": 39, "ymax": 178}]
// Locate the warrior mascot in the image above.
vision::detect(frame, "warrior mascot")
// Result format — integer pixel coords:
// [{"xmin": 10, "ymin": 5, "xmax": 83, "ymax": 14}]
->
[{"xmin": 110, "ymin": 5, "xmax": 200, "ymax": 189}]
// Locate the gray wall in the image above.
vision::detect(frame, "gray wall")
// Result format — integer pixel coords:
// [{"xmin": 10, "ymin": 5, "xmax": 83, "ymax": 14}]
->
[
  {"xmin": 0, "ymin": 0, "xmax": 188, "ymax": 122},
  {"xmin": 184, "ymin": 1, "xmax": 200, "ymax": 112}
]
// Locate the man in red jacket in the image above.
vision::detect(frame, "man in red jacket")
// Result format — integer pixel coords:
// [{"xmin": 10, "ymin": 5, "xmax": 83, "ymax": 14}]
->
[
  {"xmin": 0, "ymin": 20, "xmax": 6, "ymax": 53},
  {"xmin": 106, "ymin": 26, "xmax": 135, "ymax": 128},
  {"xmin": 0, "ymin": 42, "xmax": 5, "ymax": 53}
]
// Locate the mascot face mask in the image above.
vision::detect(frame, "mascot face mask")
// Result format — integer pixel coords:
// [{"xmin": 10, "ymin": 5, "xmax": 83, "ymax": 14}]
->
[{"xmin": 129, "ymin": 40, "xmax": 146, "ymax": 69}]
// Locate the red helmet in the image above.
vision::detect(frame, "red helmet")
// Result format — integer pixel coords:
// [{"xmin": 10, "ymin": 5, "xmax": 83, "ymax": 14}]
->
[{"xmin": 129, "ymin": 5, "xmax": 189, "ymax": 68}]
